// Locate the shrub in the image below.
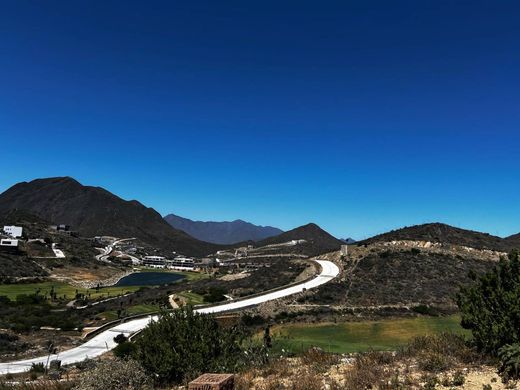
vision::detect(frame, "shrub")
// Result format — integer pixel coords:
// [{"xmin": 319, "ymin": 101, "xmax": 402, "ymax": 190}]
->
[
  {"xmin": 417, "ymin": 351, "xmax": 449, "ymax": 372},
  {"xmin": 457, "ymin": 250, "xmax": 520, "ymax": 355},
  {"xmin": 132, "ymin": 307, "xmax": 258, "ymax": 385},
  {"xmin": 30, "ymin": 362, "xmax": 45, "ymax": 373},
  {"xmin": 113, "ymin": 341, "xmax": 136, "ymax": 358},
  {"xmin": 399, "ymin": 333, "xmax": 480, "ymax": 365},
  {"xmin": 74, "ymin": 358, "xmax": 151, "ymax": 390},
  {"xmin": 113, "ymin": 333, "xmax": 128, "ymax": 344},
  {"xmin": 452, "ymin": 369, "xmax": 466, "ymax": 386},
  {"xmin": 498, "ymin": 343, "xmax": 520, "ymax": 382}
]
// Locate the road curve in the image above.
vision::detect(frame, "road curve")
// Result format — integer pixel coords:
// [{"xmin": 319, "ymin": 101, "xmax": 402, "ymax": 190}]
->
[{"xmin": 0, "ymin": 260, "xmax": 339, "ymax": 375}]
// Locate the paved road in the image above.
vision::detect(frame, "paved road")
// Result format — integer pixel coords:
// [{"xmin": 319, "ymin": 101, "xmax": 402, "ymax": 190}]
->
[
  {"xmin": 0, "ymin": 260, "xmax": 339, "ymax": 374},
  {"xmin": 95, "ymin": 238, "xmax": 135, "ymax": 262}
]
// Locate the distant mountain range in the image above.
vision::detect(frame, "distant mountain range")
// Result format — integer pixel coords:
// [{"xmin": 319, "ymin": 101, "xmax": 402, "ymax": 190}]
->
[
  {"xmin": 0, "ymin": 177, "xmax": 343, "ymax": 258},
  {"xmin": 164, "ymin": 214, "xmax": 283, "ymax": 245},
  {"xmin": 359, "ymin": 222, "xmax": 520, "ymax": 252},
  {"xmin": 0, "ymin": 177, "xmax": 517, "ymax": 259}
]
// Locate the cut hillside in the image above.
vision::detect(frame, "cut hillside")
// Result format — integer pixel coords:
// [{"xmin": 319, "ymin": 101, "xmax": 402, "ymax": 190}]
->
[
  {"xmin": 255, "ymin": 223, "xmax": 343, "ymax": 256},
  {"xmin": 303, "ymin": 243, "xmax": 500, "ymax": 308},
  {"xmin": 360, "ymin": 223, "xmax": 509, "ymax": 251},
  {"xmin": 0, "ymin": 177, "xmax": 223, "ymax": 257},
  {"xmin": 164, "ymin": 214, "xmax": 283, "ymax": 244}
]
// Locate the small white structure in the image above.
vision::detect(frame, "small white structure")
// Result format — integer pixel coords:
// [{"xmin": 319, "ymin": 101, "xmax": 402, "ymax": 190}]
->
[
  {"xmin": 0, "ymin": 239, "xmax": 19, "ymax": 251},
  {"xmin": 340, "ymin": 245, "xmax": 348, "ymax": 256},
  {"xmin": 3, "ymin": 226, "xmax": 23, "ymax": 238}
]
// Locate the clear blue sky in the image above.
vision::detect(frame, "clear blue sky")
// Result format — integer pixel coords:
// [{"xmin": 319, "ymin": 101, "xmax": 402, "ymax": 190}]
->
[{"xmin": 1, "ymin": 1, "xmax": 519, "ymax": 239}]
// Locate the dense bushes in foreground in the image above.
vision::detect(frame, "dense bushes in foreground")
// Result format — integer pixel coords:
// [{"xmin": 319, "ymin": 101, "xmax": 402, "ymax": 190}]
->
[{"xmin": 131, "ymin": 306, "xmax": 265, "ymax": 385}]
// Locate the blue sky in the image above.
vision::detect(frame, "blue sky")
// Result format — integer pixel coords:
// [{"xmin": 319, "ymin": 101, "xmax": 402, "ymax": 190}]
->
[{"xmin": 1, "ymin": 1, "xmax": 519, "ymax": 239}]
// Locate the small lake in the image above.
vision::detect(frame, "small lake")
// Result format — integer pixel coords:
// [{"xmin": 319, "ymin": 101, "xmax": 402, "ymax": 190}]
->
[{"xmin": 114, "ymin": 272, "xmax": 185, "ymax": 287}]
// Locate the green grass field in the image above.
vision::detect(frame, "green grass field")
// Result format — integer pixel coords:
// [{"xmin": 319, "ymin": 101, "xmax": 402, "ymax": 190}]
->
[
  {"xmin": 269, "ymin": 315, "xmax": 469, "ymax": 354},
  {"xmin": 176, "ymin": 290, "xmax": 205, "ymax": 305},
  {"xmin": 0, "ymin": 281, "xmax": 140, "ymax": 301},
  {"xmin": 0, "ymin": 269, "xmax": 208, "ymax": 302}
]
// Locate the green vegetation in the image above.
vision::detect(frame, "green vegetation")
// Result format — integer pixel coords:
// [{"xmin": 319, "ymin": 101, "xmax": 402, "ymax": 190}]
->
[
  {"xmin": 0, "ymin": 294, "xmax": 82, "ymax": 331},
  {"xmin": 192, "ymin": 286, "xmax": 227, "ymax": 303},
  {"xmin": 457, "ymin": 250, "xmax": 520, "ymax": 355},
  {"xmin": 0, "ymin": 281, "xmax": 140, "ymax": 301},
  {"xmin": 269, "ymin": 315, "xmax": 468, "ymax": 354},
  {"xmin": 132, "ymin": 307, "xmax": 263, "ymax": 385},
  {"xmin": 457, "ymin": 250, "xmax": 520, "ymax": 382},
  {"xmin": 175, "ymin": 291, "xmax": 205, "ymax": 305}
]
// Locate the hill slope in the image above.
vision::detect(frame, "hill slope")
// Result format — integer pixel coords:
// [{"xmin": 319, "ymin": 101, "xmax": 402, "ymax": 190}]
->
[
  {"xmin": 255, "ymin": 223, "xmax": 343, "ymax": 256},
  {"xmin": 164, "ymin": 214, "xmax": 283, "ymax": 244},
  {"xmin": 360, "ymin": 223, "xmax": 510, "ymax": 251},
  {"xmin": 0, "ymin": 177, "xmax": 223, "ymax": 257}
]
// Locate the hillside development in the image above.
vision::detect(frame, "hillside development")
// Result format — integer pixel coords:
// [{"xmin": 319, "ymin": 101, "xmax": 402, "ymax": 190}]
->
[{"xmin": 0, "ymin": 177, "xmax": 520, "ymax": 389}]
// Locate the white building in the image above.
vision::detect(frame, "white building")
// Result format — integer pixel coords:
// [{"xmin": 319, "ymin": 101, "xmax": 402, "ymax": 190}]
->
[
  {"xmin": 168, "ymin": 256, "xmax": 195, "ymax": 271},
  {"xmin": 3, "ymin": 226, "xmax": 23, "ymax": 238},
  {"xmin": 142, "ymin": 256, "xmax": 166, "ymax": 268},
  {"xmin": 0, "ymin": 239, "xmax": 19, "ymax": 252}
]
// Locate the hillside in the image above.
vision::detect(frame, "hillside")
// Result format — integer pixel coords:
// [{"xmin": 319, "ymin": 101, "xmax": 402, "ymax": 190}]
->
[
  {"xmin": 359, "ymin": 223, "xmax": 511, "ymax": 251},
  {"xmin": 0, "ymin": 177, "xmax": 223, "ymax": 257},
  {"xmin": 164, "ymin": 214, "xmax": 283, "ymax": 244},
  {"xmin": 505, "ymin": 233, "xmax": 520, "ymax": 249},
  {"xmin": 255, "ymin": 223, "xmax": 343, "ymax": 256}
]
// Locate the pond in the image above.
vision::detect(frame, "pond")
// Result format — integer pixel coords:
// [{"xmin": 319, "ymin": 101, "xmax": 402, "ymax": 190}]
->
[{"xmin": 114, "ymin": 272, "xmax": 185, "ymax": 287}]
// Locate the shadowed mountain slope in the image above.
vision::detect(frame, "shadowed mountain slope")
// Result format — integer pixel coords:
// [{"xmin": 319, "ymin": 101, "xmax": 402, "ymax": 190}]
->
[
  {"xmin": 0, "ymin": 177, "xmax": 223, "ymax": 257},
  {"xmin": 255, "ymin": 223, "xmax": 343, "ymax": 256}
]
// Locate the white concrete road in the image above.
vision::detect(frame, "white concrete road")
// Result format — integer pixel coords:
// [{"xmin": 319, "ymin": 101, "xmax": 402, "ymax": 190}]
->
[{"xmin": 0, "ymin": 259, "xmax": 339, "ymax": 375}]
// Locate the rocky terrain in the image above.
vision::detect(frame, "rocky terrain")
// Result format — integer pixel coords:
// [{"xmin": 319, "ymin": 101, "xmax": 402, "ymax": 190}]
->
[{"xmin": 359, "ymin": 223, "xmax": 517, "ymax": 252}]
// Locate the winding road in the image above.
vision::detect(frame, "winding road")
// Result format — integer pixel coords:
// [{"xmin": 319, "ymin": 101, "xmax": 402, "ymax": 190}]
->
[{"xmin": 0, "ymin": 259, "xmax": 339, "ymax": 375}]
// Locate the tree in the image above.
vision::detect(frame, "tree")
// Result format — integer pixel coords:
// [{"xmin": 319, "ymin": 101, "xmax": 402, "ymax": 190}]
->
[
  {"xmin": 132, "ymin": 306, "xmax": 253, "ymax": 385},
  {"xmin": 456, "ymin": 250, "xmax": 520, "ymax": 354}
]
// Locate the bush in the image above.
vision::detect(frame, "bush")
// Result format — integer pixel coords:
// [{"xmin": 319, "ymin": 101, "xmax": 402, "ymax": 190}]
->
[
  {"xmin": 457, "ymin": 250, "xmax": 520, "ymax": 355},
  {"xmin": 113, "ymin": 341, "xmax": 136, "ymax": 358},
  {"xmin": 132, "ymin": 307, "xmax": 257, "ymax": 385},
  {"xmin": 452, "ymin": 369, "xmax": 466, "ymax": 386},
  {"xmin": 498, "ymin": 343, "xmax": 520, "ymax": 382},
  {"xmin": 113, "ymin": 333, "xmax": 128, "ymax": 344},
  {"xmin": 417, "ymin": 351, "xmax": 449, "ymax": 372},
  {"xmin": 74, "ymin": 358, "xmax": 151, "ymax": 390},
  {"xmin": 30, "ymin": 362, "xmax": 45, "ymax": 373}
]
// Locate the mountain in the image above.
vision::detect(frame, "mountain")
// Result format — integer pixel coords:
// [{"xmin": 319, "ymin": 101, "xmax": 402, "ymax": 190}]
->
[
  {"xmin": 359, "ymin": 223, "xmax": 510, "ymax": 251},
  {"xmin": 164, "ymin": 214, "xmax": 283, "ymax": 245},
  {"xmin": 255, "ymin": 223, "xmax": 343, "ymax": 256},
  {"xmin": 341, "ymin": 238, "xmax": 357, "ymax": 244},
  {"xmin": 0, "ymin": 177, "xmax": 223, "ymax": 257},
  {"xmin": 505, "ymin": 233, "xmax": 520, "ymax": 249}
]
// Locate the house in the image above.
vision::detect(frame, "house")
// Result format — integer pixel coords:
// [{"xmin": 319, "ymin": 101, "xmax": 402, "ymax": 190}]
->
[
  {"xmin": 0, "ymin": 239, "xmax": 19, "ymax": 252},
  {"xmin": 3, "ymin": 225, "xmax": 23, "ymax": 238},
  {"xmin": 142, "ymin": 256, "xmax": 166, "ymax": 268}
]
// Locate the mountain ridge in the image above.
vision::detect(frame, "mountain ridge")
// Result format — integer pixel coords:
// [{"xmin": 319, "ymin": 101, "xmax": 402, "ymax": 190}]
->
[
  {"xmin": 359, "ymin": 222, "xmax": 517, "ymax": 251},
  {"xmin": 0, "ymin": 177, "xmax": 224, "ymax": 257},
  {"xmin": 164, "ymin": 213, "xmax": 283, "ymax": 244}
]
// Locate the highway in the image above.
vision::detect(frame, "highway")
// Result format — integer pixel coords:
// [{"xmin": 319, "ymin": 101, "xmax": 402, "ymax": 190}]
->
[{"xmin": 0, "ymin": 259, "xmax": 339, "ymax": 375}]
